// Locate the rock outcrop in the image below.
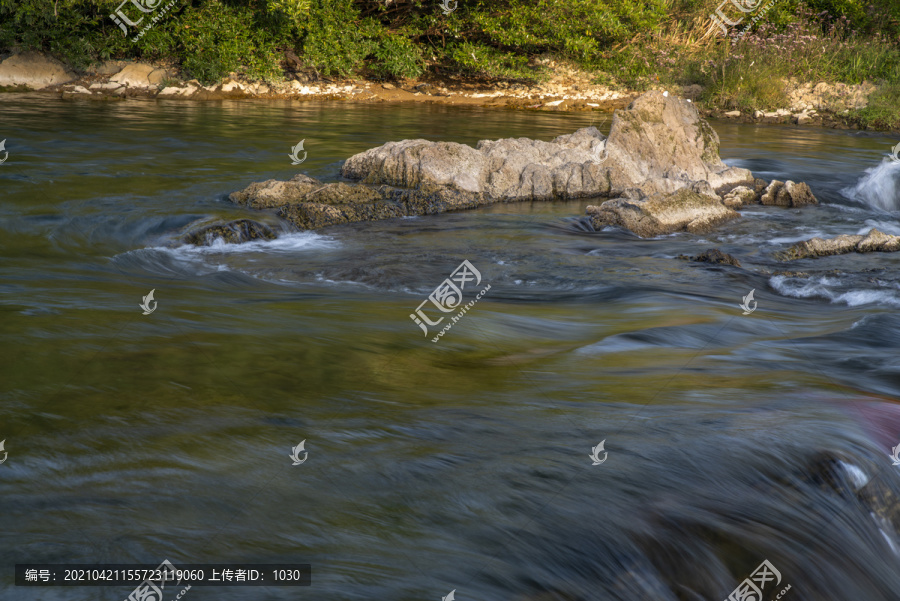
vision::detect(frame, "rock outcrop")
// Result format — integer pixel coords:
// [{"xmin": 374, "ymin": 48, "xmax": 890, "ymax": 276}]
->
[
  {"xmin": 777, "ymin": 228, "xmax": 900, "ymax": 260},
  {"xmin": 227, "ymin": 91, "xmax": 819, "ymax": 236},
  {"xmin": 341, "ymin": 91, "xmax": 753, "ymax": 203},
  {"xmin": 0, "ymin": 52, "xmax": 75, "ymax": 89},
  {"xmin": 341, "ymin": 126, "xmax": 612, "ymax": 200}
]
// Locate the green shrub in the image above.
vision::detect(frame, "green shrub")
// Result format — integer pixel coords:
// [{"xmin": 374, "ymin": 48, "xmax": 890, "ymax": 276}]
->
[
  {"xmin": 370, "ymin": 32, "xmax": 424, "ymax": 79},
  {"xmin": 173, "ymin": 1, "xmax": 290, "ymax": 83}
]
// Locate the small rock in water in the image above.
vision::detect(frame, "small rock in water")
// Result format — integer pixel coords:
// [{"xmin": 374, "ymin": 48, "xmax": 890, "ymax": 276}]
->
[
  {"xmin": 181, "ymin": 219, "xmax": 277, "ymax": 246},
  {"xmin": 760, "ymin": 180, "xmax": 818, "ymax": 207},
  {"xmin": 722, "ymin": 185, "xmax": 757, "ymax": 209},
  {"xmin": 677, "ymin": 248, "xmax": 741, "ymax": 267}
]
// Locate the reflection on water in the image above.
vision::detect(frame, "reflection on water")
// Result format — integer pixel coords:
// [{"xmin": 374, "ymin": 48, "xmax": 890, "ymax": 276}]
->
[{"xmin": 2, "ymin": 95, "xmax": 900, "ymax": 600}]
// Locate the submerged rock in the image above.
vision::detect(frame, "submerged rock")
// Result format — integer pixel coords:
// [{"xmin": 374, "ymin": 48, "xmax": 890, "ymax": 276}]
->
[
  {"xmin": 778, "ymin": 228, "xmax": 900, "ymax": 260},
  {"xmin": 230, "ymin": 174, "xmax": 484, "ymax": 230},
  {"xmin": 182, "ymin": 219, "xmax": 277, "ymax": 246},
  {"xmin": 677, "ymin": 248, "xmax": 742, "ymax": 267}
]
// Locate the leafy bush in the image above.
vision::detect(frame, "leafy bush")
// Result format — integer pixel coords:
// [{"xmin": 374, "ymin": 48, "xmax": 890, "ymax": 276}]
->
[
  {"xmin": 370, "ymin": 32, "xmax": 424, "ymax": 79},
  {"xmin": 173, "ymin": 2, "xmax": 291, "ymax": 83}
]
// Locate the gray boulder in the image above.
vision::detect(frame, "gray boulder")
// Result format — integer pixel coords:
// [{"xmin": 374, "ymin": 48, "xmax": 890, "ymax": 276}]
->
[
  {"xmin": 600, "ymin": 91, "xmax": 752, "ymax": 196},
  {"xmin": 341, "ymin": 126, "xmax": 610, "ymax": 201},
  {"xmin": 341, "ymin": 92, "xmax": 753, "ymax": 203}
]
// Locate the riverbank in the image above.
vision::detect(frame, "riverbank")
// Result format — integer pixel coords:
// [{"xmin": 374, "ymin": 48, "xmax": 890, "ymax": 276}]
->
[{"xmin": 0, "ymin": 51, "xmax": 893, "ymax": 133}]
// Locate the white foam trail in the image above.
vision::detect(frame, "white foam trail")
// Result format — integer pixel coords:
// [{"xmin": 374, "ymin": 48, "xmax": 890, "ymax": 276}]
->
[
  {"xmin": 841, "ymin": 159, "xmax": 900, "ymax": 211},
  {"xmin": 766, "ymin": 231, "xmax": 828, "ymax": 245},
  {"xmin": 873, "ymin": 512, "xmax": 900, "ymax": 558},
  {"xmin": 836, "ymin": 460, "xmax": 870, "ymax": 491},
  {"xmin": 121, "ymin": 231, "xmax": 340, "ymax": 276},
  {"xmin": 834, "ymin": 289, "xmax": 900, "ymax": 308},
  {"xmin": 858, "ymin": 219, "xmax": 900, "ymax": 236},
  {"xmin": 160, "ymin": 231, "xmax": 339, "ymax": 256},
  {"xmin": 770, "ymin": 275, "xmax": 900, "ymax": 308}
]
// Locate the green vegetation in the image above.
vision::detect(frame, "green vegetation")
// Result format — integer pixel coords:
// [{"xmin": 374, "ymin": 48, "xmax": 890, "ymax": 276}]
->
[{"xmin": 1, "ymin": 0, "xmax": 899, "ymax": 127}]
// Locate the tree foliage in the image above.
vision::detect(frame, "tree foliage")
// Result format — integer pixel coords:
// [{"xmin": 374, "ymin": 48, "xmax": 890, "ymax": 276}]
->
[{"xmin": 0, "ymin": 0, "xmax": 897, "ymax": 83}]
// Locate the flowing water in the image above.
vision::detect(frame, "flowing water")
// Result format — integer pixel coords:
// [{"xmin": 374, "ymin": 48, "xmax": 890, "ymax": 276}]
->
[{"xmin": 2, "ymin": 94, "xmax": 900, "ymax": 601}]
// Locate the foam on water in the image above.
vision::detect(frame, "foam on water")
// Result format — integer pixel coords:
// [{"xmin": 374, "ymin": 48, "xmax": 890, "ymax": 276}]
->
[
  {"xmin": 858, "ymin": 219, "xmax": 900, "ymax": 236},
  {"xmin": 770, "ymin": 274, "xmax": 900, "ymax": 308},
  {"xmin": 116, "ymin": 231, "xmax": 341, "ymax": 276},
  {"xmin": 766, "ymin": 230, "xmax": 828, "ymax": 245},
  {"xmin": 160, "ymin": 231, "xmax": 340, "ymax": 256},
  {"xmin": 841, "ymin": 159, "xmax": 900, "ymax": 212}
]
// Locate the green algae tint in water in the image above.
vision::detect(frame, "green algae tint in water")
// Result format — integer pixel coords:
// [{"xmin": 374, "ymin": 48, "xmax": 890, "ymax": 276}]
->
[{"xmin": 2, "ymin": 95, "xmax": 900, "ymax": 600}]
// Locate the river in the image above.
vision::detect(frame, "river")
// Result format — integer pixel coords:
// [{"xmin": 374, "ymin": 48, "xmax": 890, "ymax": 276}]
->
[{"xmin": 2, "ymin": 94, "xmax": 900, "ymax": 601}]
